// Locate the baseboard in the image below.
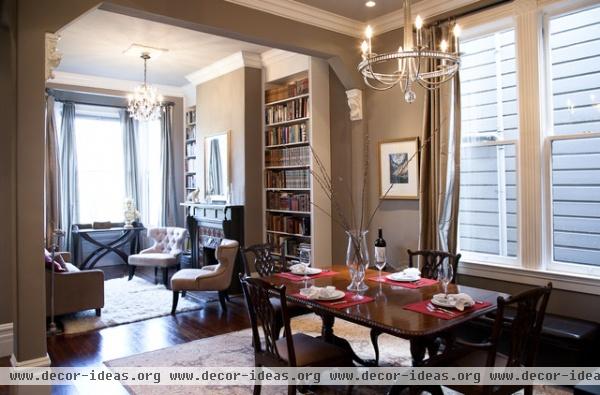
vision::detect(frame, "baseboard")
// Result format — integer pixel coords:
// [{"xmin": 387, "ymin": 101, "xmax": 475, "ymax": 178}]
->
[
  {"xmin": 0, "ymin": 322, "xmax": 13, "ymax": 357},
  {"xmin": 10, "ymin": 353, "xmax": 51, "ymax": 367}
]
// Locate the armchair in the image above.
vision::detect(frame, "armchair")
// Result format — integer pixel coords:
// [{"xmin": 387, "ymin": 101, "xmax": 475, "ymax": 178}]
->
[{"xmin": 127, "ymin": 227, "xmax": 188, "ymax": 287}]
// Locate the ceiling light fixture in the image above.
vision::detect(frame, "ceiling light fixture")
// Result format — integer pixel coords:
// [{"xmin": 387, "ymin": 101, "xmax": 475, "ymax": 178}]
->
[
  {"xmin": 365, "ymin": 1, "xmax": 376, "ymax": 7},
  {"xmin": 127, "ymin": 53, "xmax": 163, "ymax": 121},
  {"xmin": 358, "ymin": 0, "xmax": 461, "ymax": 103}
]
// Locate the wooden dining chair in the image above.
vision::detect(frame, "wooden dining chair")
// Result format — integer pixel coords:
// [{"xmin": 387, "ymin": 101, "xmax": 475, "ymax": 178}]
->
[
  {"xmin": 239, "ymin": 275, "xmax": 353, "ymax": 395},
  {"xmin": 419, "ymin": 283, "xmax": 553, "ymax": 395},
  {"xmin": 241, "ymin": 244, "xmax": 311, "ymax": 339},
  {"xmin": 370, "ymin": 249, "xmax": 462, "ymax": 366}
]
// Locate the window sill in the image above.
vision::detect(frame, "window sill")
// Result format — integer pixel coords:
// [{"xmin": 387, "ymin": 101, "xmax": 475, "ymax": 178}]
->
[{"xmin": 458, "ymin": 259, "xmax": 600, "ymax": 295}]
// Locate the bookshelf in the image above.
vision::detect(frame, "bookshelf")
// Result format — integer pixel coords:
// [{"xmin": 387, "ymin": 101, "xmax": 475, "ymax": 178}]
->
[
  {"xmin": 262, "ymin": 58, "xmax": 331, "ymax": 268},
  {"xmin": 184, "ymin": 106, "xmax": 197, "ymax": 193}
]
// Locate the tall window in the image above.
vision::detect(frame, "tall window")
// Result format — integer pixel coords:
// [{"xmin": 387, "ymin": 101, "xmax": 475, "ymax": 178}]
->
[
  {"xmin": 458, "ymin": 29, "xmax": 519, "ymax": 261},
  {"xmin": 546, "ymin": 4, "xmax": 600, "ymax": 271}
]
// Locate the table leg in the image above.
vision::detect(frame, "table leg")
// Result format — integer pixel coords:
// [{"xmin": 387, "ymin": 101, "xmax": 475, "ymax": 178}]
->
[{"xmin": 410, "ymin": 338, "xmax": 428, "ymax": 366}]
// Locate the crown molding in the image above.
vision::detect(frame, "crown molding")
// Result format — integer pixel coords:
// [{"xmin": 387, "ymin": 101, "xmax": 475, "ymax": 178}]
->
[
  {"xmin": 51, "ymin": 71, "xmax": 185, "ymax": 97},
  {"xmin": 225, "ymin": 0, "xmax": 364, "ymax": 38},
  {"xmin": 260, "ymin": 49, "xmax": 301, "ymax": 66},
  {"xmin": 0, "ymin": 323, "xmax": 13, "ymax": 357},
  {"xmin": 185, "ymin": 51, "xmax": 262, "ymax": 86}
]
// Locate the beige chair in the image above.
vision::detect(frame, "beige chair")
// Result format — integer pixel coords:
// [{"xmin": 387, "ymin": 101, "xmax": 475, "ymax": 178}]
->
[
  {"xmin": 128, "ymin": 227, "xmax": 188, "ymax": 287},
  {"xmin": 170, "ymin": 238, "xmax": 239, "ymax": 314}
]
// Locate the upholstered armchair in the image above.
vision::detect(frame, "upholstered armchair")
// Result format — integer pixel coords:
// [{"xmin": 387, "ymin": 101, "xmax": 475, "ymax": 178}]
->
[
  {"xmin": 128, "ymin": 227, "xmax": 188, "ymax": 287},
  {"xmin": 171, "ymin": 239, "xmax": 239, "ymax": 314}
]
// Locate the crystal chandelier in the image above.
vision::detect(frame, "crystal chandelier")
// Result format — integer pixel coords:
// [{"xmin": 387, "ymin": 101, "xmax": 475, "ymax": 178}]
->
[
  {"xmin": 127, "ymin": 53, "xmax": 163, "ymax": 121},
  {"xmin": 358, "ymin": 0, "xmax": 461, "ymax": 103}
]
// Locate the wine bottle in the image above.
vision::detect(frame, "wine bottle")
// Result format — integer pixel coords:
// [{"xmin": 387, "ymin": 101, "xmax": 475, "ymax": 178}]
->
[{"xmin": 374, "ymin": 228, "xmax": 387, "ymax": 270}]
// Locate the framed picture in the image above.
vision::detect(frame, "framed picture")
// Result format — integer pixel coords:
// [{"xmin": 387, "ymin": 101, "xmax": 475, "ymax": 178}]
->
[{"xmin": 378, "ymin": 137, "xmax": 420, "ymax": 200}]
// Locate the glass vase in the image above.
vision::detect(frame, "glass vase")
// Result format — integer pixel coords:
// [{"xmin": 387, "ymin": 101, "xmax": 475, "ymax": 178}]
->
[{"xmin": 345, "ymin": 230, "xmax": 369, "ymax": 292}]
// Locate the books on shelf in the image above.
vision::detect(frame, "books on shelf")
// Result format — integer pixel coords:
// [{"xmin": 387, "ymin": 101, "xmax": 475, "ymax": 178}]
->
[
  {"xmin": 186, "ymin": 109, "xmax": 196, "ymax": 124},
  {"xmin": 265, "ymin": 169, "xmax": 310, "ymax": 189},
  {"xmin": 265, "ymin": 96, "xmax": 309, "ymax": 125},
  {"xmin": 266, "ymin": 123, "xmax": 308, "ymax": 146},
  {"xmin": 185, "ymin": 174, "xmax": 196, "ymax": 189},
  {"xmin": 186, "ymin": 141, "xmax": 196, "ymax": 156},
  {"xmin": 185, "ymin": 157, "xmax": 196, "ymax": 173},
  {"xmin": 185, "ymin": 125, "xmax": 196, "ymax": 140},
  {"xmin": 267, "ymin": 191, "xmax": 310, "ymax": 212},
  {"xmin": 265, "ymin": 78, "xmax": 309, "ymax": 103},
  {"xmin": 265, "ymin": 146, "xmax": 310, "ymax": 167},
  {"xmin": 266, "ymin": 213, "xmax": 310, "ymax": 236}
]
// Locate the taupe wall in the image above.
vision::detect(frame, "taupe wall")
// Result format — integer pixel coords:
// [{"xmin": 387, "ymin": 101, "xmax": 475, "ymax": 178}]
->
[
  {"xmin": 0, "ymin": 0, "xmax": 16, "ymax": 326},
  {"xmin": 196, "ymin": 67, "xmax": 262, "ymax": 246}
]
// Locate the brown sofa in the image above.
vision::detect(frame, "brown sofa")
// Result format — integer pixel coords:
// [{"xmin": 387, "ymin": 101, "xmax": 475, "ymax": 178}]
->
[{"xmin": 45, "ymin": 252, "xmax": 105, "ymax": 316}]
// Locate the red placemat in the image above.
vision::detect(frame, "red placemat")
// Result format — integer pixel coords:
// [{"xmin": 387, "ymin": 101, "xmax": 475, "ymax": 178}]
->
[
  {"xmin": 291, "ymin": 291, "xmax": 374, "ymax": 309},
  {"xmin": 367, "ymin": 275, "xmax": 438, "ymax": 289},
  {"xmin": 274, "ymin": 270, "xmax": 338, "ymax": 282},
  {"xmin": 403, "ymin": 299, "xmax": 492, "ymax": 320}
]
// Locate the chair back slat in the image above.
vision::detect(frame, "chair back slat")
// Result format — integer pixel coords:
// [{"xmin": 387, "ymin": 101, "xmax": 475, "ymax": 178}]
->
[
  {"xmin": 408, "ymin": 249, "xmax": 461, "ymax": 283},
  {"xmin": 241, "ymin": 244, "xmax": 285, "ymax": 277}
]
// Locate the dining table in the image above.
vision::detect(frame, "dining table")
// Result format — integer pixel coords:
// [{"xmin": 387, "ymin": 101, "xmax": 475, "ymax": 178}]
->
[{"xmin": 263, "ymin": 265, "xmax": 509, "ymax": 367}]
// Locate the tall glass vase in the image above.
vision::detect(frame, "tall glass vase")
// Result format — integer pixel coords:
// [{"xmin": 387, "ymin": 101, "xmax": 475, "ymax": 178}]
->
[{"xmin": 346, "ymin": 230, "xmax": 369, "ymax": 292}]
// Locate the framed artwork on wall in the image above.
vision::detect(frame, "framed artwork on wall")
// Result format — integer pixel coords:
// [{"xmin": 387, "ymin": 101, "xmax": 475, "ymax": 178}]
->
[{"xmin": 378, "ymin": 137, "xmax": 420, "ymax": 200}]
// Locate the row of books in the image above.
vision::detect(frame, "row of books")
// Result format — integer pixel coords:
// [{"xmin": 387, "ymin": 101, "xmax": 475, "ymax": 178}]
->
[
  {"xmin": 185, "ymin": 175, "xmax": 196, "ymax": 189},
  {"xmin": 265, "ymin": 78, "xmax": 309, "ymax": 103},
  {"xmin": 185, "ymin": 158, "xmax": 196, "ymax": 173},
  {"xmin": 267, "ymin": 213, "xmax": 311, "ymax": 236},
  {"xmin": 265, "ymin": 146, "xmax": 310, "ymax": 167},
  {"xmin": 186, "ymin": 141, "xmax": 196, "ymax": 157},
  {"xmin": 265, "ymin": 97, "xmax": 309, "ymax": 125},
  {"xmin": 267, "ymin": 191, "xmax": 310, "ymax": 212},
  {"xmin": 186, "ymin": 110, "xmax": 196, "ymax": 124},
  {"xmin": 265, "ymin": 123, "xmax": 309, "ymax": 146},
  {"xmin": 185, "ymin": 125, "xmax": 196, "ymax": 140},
  {"xmin": 265, "ymin": 235, "xmax": 312, "ymax": 261},
  {"xmin": 265, "ymin": 169, "xmax": 310, "ymax": 189}
]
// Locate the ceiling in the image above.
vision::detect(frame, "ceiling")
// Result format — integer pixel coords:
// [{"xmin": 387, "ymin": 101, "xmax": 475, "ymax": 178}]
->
[
  {"xmin": 294, "ymin": 0, "xmax": 412, "ymax": 22},
  {"xmin": 57, "ymin": 9, "xmax": 271, "ymax": 87}
]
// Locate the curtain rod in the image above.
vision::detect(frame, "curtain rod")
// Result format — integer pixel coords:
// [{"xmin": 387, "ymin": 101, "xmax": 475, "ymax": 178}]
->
[
  {"xmin": 430, "ymin": 0, "xmax": 511, "ymax": 25},
  {"xmin": 46, "ymin": 88, "xmax": 175, "ymax": 107}
]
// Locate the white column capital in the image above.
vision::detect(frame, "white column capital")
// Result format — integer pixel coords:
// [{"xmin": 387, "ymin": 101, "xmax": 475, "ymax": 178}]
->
[
  {"xmin": 45, "ymin": 33, "xmax": 62, "ymax": 81},
  {"xmin": 345, "ymin": 88, "xmax": 363, "ymax": 121}
]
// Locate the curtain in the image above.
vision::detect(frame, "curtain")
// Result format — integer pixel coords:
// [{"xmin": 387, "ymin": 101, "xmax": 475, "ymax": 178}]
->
[
  {"xmin": 208, "ymin": 138, "xmax": 223, "ymax": 195},
  {"xmin": 160, "ymin": 105, "xmax": 178, "ymax": 226},
  {"xmin": 59, "ymin": 102, "xmax": 79, "ymax": 250},
  {"xmin": 121, "ymin": 110, "xmax": 141, "ymax": 211},
  {"xmin": 418, "ymin": 24, "xmax": 462, "ymax": 254},
  {"xmin": 45, "ymin": 95, "xmax": 61, "ymax": 248}
]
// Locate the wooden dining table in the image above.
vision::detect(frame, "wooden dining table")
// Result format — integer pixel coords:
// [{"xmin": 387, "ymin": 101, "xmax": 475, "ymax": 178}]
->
[{"xmin": 263, "ymin": 265, "xmax": 509, "ymax": 367}]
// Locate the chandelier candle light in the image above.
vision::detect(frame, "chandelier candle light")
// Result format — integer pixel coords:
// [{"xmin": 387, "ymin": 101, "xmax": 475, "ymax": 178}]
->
[
  {"xmin": 358, "ymin": 0, "xmax": 461, "ymax": 103},
  {"xmin": 128, "ymin": 53, "xmax": 163, "ymax": 121}
]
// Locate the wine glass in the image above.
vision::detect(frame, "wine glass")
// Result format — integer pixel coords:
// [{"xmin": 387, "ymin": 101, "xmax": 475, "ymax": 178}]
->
[
  {"xmin": 375, "ymin": 258, "xmax": 386, "ymax": 280},
  {"xmin": 437, "ymin": 262, "xmax": 454, "ymax": 301}
]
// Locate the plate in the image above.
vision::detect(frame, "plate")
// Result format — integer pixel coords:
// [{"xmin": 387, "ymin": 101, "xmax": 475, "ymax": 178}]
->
[
  {"xmin": 291, "ymin": 267, "xmax": 322, "ymax": 275},
  {"xmin": 386, "ymin": 272, "xmax": 421, "ymax": 282},
  {"xmin": 431, "ymin": 294, "xmax": 473, "ymax": 309},
  {"xmin": 315, "ymin": 290, "xmax": 345, "ymax": 301}
]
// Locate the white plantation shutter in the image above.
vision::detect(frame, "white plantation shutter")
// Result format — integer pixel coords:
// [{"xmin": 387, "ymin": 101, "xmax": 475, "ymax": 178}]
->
[
  {"xmin": 458, "ymin": 29, "xmax": 518, "ymax": 259},
  {"xmin": 548, "ymin": 5, "xmax": 600, "ymax": 267}
]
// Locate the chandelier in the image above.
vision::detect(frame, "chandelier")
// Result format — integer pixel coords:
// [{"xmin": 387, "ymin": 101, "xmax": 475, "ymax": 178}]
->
[
  {"xmin": 358, "ymin": 0, "xmax": 461, "ymax": 103},
  {"xmin": 127, "ymin": 53, "xmax": 163, "ymax": 121}
]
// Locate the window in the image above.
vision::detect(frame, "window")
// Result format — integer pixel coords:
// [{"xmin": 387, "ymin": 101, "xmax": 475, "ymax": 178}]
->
[
  {"xmin": 546, "ymin": 4, "xmax": 600, "ymax": 272},
  {"xmin": 458, "ymin": 29, "xmax": 519, "ymax": 261}
]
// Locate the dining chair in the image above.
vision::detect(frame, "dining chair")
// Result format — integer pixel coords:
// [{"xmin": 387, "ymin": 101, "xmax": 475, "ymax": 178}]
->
[
  {"xmin": 370, "ymin": 249, "xmax": 462, "ymax": 366},
  {"xmin": 418, "ymin": 283, "xmax": 553, "ymax": 395},
  {"xmin": 239, "ymin": 275, "xmax": 353, "ymax": 395},
  {"xmin": 241, "ymin": 244, "xmax": 311, "ymax": 339}
]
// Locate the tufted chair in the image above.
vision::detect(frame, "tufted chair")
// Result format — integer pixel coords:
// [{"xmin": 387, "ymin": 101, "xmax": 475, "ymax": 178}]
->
[
  {"xmin": 128, "ymin": 227, "xmax": 188, "ymax": 287},
  {"xmin": 171, "ymin": 239, "xmax": 239, "ymax": 314}
]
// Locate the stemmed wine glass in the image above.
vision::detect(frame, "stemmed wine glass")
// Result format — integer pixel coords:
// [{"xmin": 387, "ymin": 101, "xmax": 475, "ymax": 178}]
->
[
  {"xmin": 437, "ymin": 262, "xmax": 454, "ymax": 301},
  {"xmin": 375, "ymin": 257, "xmax": 386, "ymax": 280}
]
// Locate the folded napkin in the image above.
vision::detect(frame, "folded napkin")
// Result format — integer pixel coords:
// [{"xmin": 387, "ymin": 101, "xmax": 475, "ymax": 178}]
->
[
  {"xmin": 300, "ymin": 285, "xmax": 337, "ymax": 300},
  {"xmin": 434, "ymin": 293, "xmax": 474, "ymax": 311},
  {"xmin": 403, "ymin": 267, "xmax": 421, "ymax": 277},
  {"xmin": 289, "ymin": 263, "xmax": 311, "ymax": 274}
]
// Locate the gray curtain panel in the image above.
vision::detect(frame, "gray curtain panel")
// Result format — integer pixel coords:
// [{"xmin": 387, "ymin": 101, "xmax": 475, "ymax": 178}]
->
[
  {"xmin": 418, "ymin": 24, "xmax": 462, "ymax": 254},
  {"xmin": 121, "ymin": 110, "xmax": 141, "ymax": 210},
  {"xmin": 45, "ymin": 95, "xmax": 62, "ymax": 248},
  {"xmin": 160, "ymin": 105, "xmax": 178, "ymax": 226},
  {"xmin": 59, "ymin": 102, "xmax": 80, "ymax": 250},
  {"xmin": 208, "ymin": 138, "xmax": 223, "ymax": 195}
]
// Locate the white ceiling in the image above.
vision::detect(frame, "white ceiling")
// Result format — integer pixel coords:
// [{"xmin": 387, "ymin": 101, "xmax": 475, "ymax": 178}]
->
[
  {"xmin": 294, "ymin": 0, "xmax": 413, "ymax": 22},
  {"xmin": 56, "ymin": 9, "xmax": 271, "ymax": 87}
]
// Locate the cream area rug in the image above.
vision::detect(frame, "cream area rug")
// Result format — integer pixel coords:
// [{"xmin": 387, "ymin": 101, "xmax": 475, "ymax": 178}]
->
[
  {"xmin": 60, "ymin": 276, "xmax": 207, "ymax": 335},
  {"xmin": 105, "ymin": 314, "xmax": 570, "ymax": 395}
]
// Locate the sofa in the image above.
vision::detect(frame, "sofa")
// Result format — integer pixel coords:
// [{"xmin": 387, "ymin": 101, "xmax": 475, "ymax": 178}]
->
[{"xmin": 45, "ymin": 252, "xmax": 105, "ymax": 316}]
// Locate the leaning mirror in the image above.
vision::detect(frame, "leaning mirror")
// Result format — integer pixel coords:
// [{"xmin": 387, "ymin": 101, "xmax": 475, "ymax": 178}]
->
[{"xmin": 204, "ymin": 131, "xmax": 230, "ymax": 203}]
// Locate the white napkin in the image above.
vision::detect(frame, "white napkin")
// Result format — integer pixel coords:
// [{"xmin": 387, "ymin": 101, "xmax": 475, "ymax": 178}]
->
[
  {"xmin": 300, "ymin": 286, "xmax": 337, "ymax": 300},
  {"xmin": 434, "ymin": 293, "xmax": 475, "ymax": 311},
  {"xmin": 289, "ymin": 263, "xmax": 310, "ymax": 274},
  {"xmin": 403, "ymin": 267, "xmax": 421, "ymax": 277}
]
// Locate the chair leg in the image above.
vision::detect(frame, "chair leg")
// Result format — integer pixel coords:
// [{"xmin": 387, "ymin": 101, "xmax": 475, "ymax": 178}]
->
[
  {"xmin": 128, "ymin": 265, "xmax": 136, "ymax": 280},
  {"xmin": 524, "ymin": 386, "xmax": 533, "ymax": 395},
  {"xmin": 95, "ymin": 308, "xmax": 101, "ymax": 317},
  {"xmin": 218, "ymin": 290, "xmax": 228, "ymax": 312},
  {"xmin": 163, "ymin": 267, "xmax": 169, "ymax": 288},
  {"xmin": 171, "ymin": 291, "xmax": 180, "ymax": 314},
  {"xmin": 154, "ymin": 267, "xmax": 158, "ymax": 284},
  {"xmin": 253, "ymin": 383, "xmax": 261, "ymax": 395},
  {"xmin": 287, "ymin": 385, "xmax": 296, "ymax": 395},
  {"xmin": 370, "ymin": 328, "xmax": 382, "ymax": 366},
  {"xmin": 181, "ymin": 291, "xmax": 187, "ymax": 297},
  {"xmin": 223, "ymin": 292, "xmax": 230, "ymax": 302}
]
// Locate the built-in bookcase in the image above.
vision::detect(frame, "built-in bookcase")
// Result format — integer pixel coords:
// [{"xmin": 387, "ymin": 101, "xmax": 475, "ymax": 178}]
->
[
  {"xmin": 262, "ymin": 57, "xmax": 331, "ymax": 268},
  {"xmin": 184, "ymin": 106, "xmax": 197, "ymax": 194}
]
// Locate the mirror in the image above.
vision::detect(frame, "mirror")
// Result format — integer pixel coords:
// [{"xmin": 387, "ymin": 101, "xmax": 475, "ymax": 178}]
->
[{"xmin": 204, "ymin": 132, "xmax": 230, "ymax": 203}]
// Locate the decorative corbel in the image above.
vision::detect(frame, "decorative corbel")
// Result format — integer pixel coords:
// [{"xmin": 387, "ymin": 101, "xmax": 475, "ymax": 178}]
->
[
  {"xmin": 346, "ymin": 89, "xmax": 363, "ymax": 121},
  {"xmin": 45, "ymin": 33, "xmax": 62, "ymax": 81}
]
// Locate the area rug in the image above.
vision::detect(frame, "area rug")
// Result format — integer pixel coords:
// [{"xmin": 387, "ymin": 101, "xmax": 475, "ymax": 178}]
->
[
  {"xmin": 60, "ymin": 276, "xmax": 211, "ymax": 335},
  {"xmin": 105, "ymin": 314, "xmax": 569, "ymax": 395}
]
